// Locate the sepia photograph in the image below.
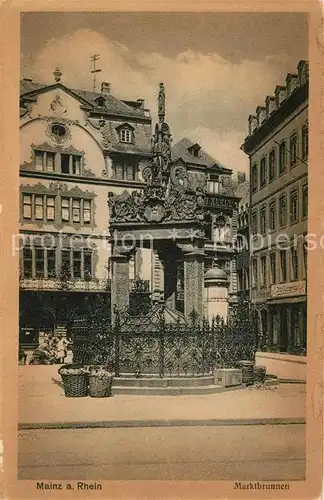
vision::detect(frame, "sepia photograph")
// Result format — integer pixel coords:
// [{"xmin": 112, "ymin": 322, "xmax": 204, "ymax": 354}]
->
[{"xmin": 1, "ymin": 4, "xmax": 323, "ymax": 498}]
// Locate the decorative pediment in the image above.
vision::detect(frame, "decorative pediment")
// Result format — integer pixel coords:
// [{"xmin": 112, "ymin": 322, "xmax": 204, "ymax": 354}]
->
[
  {"xmin": 115, "ymin": 122, "xmax": 135, "ymax": 131},
  {"xmin": 31, "ymin": 141, "xmax": 57, "ymax": 153}
]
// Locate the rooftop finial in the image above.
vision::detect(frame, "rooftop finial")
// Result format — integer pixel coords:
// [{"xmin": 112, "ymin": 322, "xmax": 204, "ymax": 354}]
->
[
  {"xmin": 158, "ymin": 82, "xmax": 165, "ymax": 123},
  {"xmin": 53, "ymin": 67, "xmax": 62, "ymax": 83}
]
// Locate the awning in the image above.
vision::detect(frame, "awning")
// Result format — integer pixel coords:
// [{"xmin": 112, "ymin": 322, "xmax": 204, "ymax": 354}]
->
[{"xmin": 267, "ymin": 296, "xmax": 306, "ymax": 305}]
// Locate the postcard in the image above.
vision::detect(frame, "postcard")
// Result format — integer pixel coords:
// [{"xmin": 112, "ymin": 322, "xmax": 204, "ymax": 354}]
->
[{"xmin": 1, "ymin": 2, "xmax": 323, "ymax": 499}]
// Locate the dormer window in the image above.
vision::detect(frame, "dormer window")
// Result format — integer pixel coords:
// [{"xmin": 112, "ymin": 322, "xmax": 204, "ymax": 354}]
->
[
  {"xmin": 94, "ymin": 96, "xmax": 106, "ymax": 108},
  {"xmin": 188, "ymin": 143, "xmax": 201, "ymax": 158},
  {"xmin": 117, "ymin": 124, "xmax": 135, "ymax": 144}
]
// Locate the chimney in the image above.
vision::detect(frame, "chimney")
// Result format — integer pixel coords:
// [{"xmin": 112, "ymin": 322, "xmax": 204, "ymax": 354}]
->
[
  {"xmin": 256, "ymin": 106, "xmax": 266, "ymax": 126},
  {"xmin": 297, "ymin": 60, "xmax": 309, "ymax": 85},
  {"xmin": 248, "ymin": 114, "xmax": 258, "ymax": 135},
  {"xmin": 285, "ymin": 73, "xmax": 299, "ymax": 96},
  {"xmin": 137, "ymin": 99, "xmax": 145, "ymax": 109},
  {"xmin": 101, "ymin": 82, "xmax": 111, "ymax": 95},
  {"xmin": 274, "ymin": 85, "xmax": 286, "ymax": 108},
  {"xmin": 265, "ymin": 95, "xmax": 276, "ymax": 117}
]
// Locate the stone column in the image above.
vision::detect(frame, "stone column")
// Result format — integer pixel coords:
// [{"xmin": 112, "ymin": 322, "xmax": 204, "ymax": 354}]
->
[
  {"xmin": 183, "ymin": 249, "xmax": 205, "ymax": 320},
  {"xmin": 109, "ymin": 248, "xmax": 131, "ymax": 324}
]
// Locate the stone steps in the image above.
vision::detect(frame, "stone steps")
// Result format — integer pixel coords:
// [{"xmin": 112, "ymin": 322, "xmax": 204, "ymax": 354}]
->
[
  {"xmin": 111, "ymin": 376, "xmax": 215, "ymax": 388},
  {"xmin": 111, "ymin": 384, "xmax": 245, "ymax": 396}
]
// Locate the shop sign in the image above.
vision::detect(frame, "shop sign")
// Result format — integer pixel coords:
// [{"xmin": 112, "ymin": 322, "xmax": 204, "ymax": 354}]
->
[
  {"xmin": 251, "ymin": 288, "xmax": 270, "ymax": 302},
  {"xmin": 205, "ymin": 195, "xmax": 238, "ymax": 210},
  {"xmin": 271, "ymin": 281, "xmax": 306, "ymax": 298},
  {"xmin": 54, "ymin": 324, "xmax": 68, "ymax": 337}
]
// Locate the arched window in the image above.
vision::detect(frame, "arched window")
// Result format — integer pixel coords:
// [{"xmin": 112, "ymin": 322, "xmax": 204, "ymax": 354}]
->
[{"xmin": 213, "ymin": 216, "xmax": 230, "ymax": 244}]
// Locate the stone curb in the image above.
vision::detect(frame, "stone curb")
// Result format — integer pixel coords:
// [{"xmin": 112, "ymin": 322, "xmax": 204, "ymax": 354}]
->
[{"xmin": 18, "ymin": 417, "xmax": 305, "ymax": 431}]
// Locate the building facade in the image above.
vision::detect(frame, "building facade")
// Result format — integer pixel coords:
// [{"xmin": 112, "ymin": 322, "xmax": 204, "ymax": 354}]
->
[
  {"xmin": 19, "ymin": 71, "xmax": 240, "ymax": 348},
  {"xmin": 235, "ymin": 173, "xmax": 250, "ymax": 303},
  {"xmin": 19, "ymin": 72, "xmax": 153, "ymax": 347},
  {"xmin": 242, "ymin": 60, "xmax": 308, "ymax": 354}
]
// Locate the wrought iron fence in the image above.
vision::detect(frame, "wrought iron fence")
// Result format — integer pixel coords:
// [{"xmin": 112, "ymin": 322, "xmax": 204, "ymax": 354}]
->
[{"xmin": 71, "ymin": 304, "xmax": 259, "ymax": 377}]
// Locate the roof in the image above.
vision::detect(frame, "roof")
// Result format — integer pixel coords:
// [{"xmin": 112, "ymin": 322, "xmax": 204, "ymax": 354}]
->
[
  {"xmin": 172, "ymin": 137, "xmax": 231, "ymax": 172},
  {"xmin": 20, "ymin": 80, "xmax": 149, "ymax": 119}
]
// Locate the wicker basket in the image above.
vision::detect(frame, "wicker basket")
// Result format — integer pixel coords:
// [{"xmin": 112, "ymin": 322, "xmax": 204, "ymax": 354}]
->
[
  {"xmin": 88, "ymin": 366, "xmax": 112, "ymax": 398},
  {"xmin": 58, "ymin": 364, "xmax": 89, "ymax": 398}
]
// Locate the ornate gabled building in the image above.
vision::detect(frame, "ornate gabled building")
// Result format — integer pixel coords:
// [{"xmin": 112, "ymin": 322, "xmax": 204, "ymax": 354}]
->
[
  {"xmin": 241, "ymin": 60, "xmax": 308, "ymax": 354},
  {"xmin": 19, "ymin": 71, "xmax": 152, "ymax": 348}
]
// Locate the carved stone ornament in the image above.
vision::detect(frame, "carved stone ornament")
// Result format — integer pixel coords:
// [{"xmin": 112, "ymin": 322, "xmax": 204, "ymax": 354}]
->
[{"xmin": 49, "ymin": 95, "xmax": 67, "ymax": 116}]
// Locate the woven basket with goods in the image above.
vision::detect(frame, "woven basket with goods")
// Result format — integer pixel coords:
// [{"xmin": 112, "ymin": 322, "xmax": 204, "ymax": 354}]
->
[
  {"xmin": 88, "ymin": 365, "xmax": 113, "ymax": 398},
  {"xmin": 58, "ymin": 364, "xmax": 89, "ymax": 397}
]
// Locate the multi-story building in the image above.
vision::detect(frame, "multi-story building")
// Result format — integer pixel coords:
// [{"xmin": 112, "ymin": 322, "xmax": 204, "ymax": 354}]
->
[
  {"xmin": 235, "ymin": 172, "xmax": 250, "ymax": 302},
  {"xmin": 19, "ymin": 70, "xmax": 153, "ymax": 348},
  {"xmin": 241, "ymin": 60, "xmax": 308, "ymax": 354},
  {"xmin": 19, "ymin": 71, "xmax": 240, "ymax": 349}
]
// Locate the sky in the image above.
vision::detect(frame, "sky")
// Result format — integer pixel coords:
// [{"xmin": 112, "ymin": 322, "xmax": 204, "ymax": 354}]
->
[{"xmin": 21, "ymin": 12, "xmax": 308, "ymax": 175}]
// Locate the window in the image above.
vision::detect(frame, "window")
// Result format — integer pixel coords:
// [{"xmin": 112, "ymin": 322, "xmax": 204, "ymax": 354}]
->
[
  {"xmin": 51, "ymin": 124, "xmax": 66, "ymax": 139},
  {"xmin": 72, "ymin": 250, "xmax": 82, "ymax": 278},
  {"xmin": 269, "ymin": 149, "xmax": 276, "ymax": 182},
  {"xmin": 23, "ymin": 248, "xmax": 32, "ymax": 278},
  {"xmin": 302, "ymin": 123, "xmax": 308, "ymax": 159},
  {"xmin": 303, "ymin": 238, "xmax": 307, "ymax": 278},
  {"xmin": 260, "ymin": 255, "xmax": 267, "ymax": 287},
  {"xmin": 84, "ymin": 251, "xmax": 92, "ymax": 278},
  {"xmin": 252, "ymin": 164, "xmax": 258, "ymax": 192},
  {"xmin": 23, "ymin": 194, "xmax": 32, "ymax": 219},
  {"xmin": 213, "ymin": 216, "xmax": 231, "ymax": 244},
  {"xmin": 290, "ymin": 190, "xmax": 298, "ymax": 223},
  {"xmin": 208, "ymin": 180, "xmax": 220, "ymax": 194},
  {"xmin": 126, "ymin": 164, "xmax": 135, "ymax": 181},
  {"xmin": 279, "ymin": 141, "xmax": 287, "ymax": 174},
  {"xmin": 46, "ymin": 196, "xmax": 55, "ymax": 221},
  {"xmin": 289, "ymin": 133, "xmax": 297, "ymax": 166},
  {"xmin": 61, "ymin": 250, "xmax": 71, "ymax": 279},
  {"xmin": 46, "ymin": 152, "xmax": 55, "ymax": 172},
  {"xmin": 270, "ymin": 253, "xmax": 276, "ymax": 284},
  {"xmin": 61, "ymin": 198, "xmax": 70, "ymax": 222},
  {"xmin": 280, "ymin": 250, "xmax": 287, "ymax": 282},
  {"xmin": 269, "ymin": 201, "xmax": 276, "ymax": 231},
  {"xmin": 279, "ymin": 195, "xmax": 287, "ymax": 227},
  {"xmin": 260, "ymin": 157, "xmax": 267, "ymax": 188},
  {"xmin": 260, "ymin": 207, "xmax": 266, "ymax": 235},
  {"xmin": 35, "ymin": 248, "xmax": 45, "ymax": 278},
  {"xmin": 252, "ymin": 259, "xmax": 258, "ymax": 288},
  {"xmin": 302, "ymin": 184, "xmax": 308, "ymax": 218},
  {"xmin": 72, "ymin": 199, "xmax": 81, "ymax": 223},
  {"xmin": 35, "ymin": 151, "xmax": 43, "ymax": 171},
  {"xmin": 35, "ymin": 196, "xmax": 44, "ymax": 220},
  {"xmin": 252, "ymin": 211, "xmax": 258, "ymax": 234},
  {"xmin": 34, "ymin": 150, "xmax": 56, "ymax": 172},
  {"xmin": 113, "ymin": 161, "xmax": 137, "ymax": 181},
  {"xmin": 47, "ymin": 249, "xmax": 56, "ymax": 278},
  {"xmin": 120, "ymin": 128, "xmax": 133, "ymax": 143},
  {"xmin": 61, "ymin": 154, "xmax": 70, "ymax": 174},
  {"xmin": 72, "ymin": 156, "xmax": 81, "ymax": 175},
  {"xmin": 291, "ymin": 246, "xmax": 299, "ymax": 280},
  {"xmin": 83, "ymin": 200, "xmax": 91, "ymax": 224}
]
